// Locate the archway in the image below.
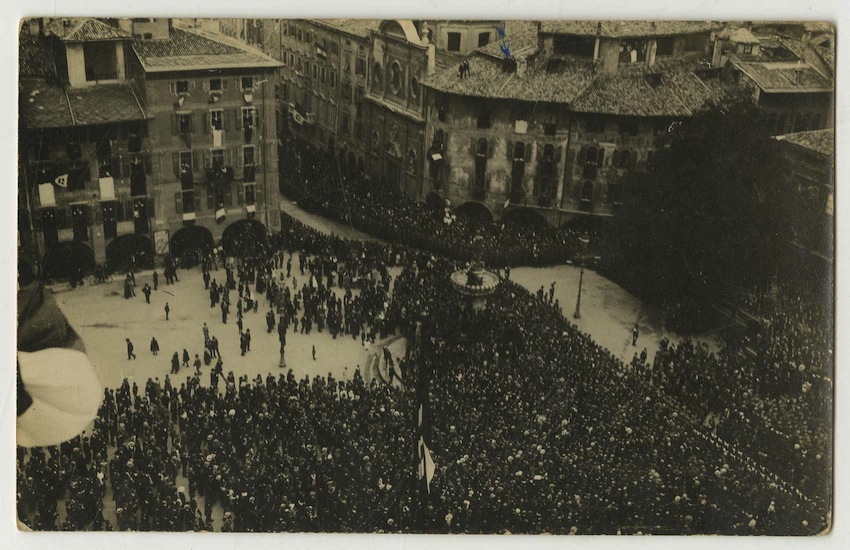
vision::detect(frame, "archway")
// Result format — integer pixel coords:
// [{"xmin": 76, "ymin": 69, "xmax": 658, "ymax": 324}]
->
[
  {"xmin": 170, "ymin": 225, "xmax": 214, "ymax": 268},
  {"xmin": 106, "ymin": 234, "xmax": 155, "ymax": 273},
  {"xmin": 503, "ymin": 207, "xmax": 548, "ymax": 228},
  {"xmin": 455, "ymin": 201, "xmax": 494, "ymax": 225},
  {"xmin": 41, "ymin": 241, "xmax": 96, "ymax": 280},
  {"xmin": 221, "ymin": 219, "xmax": 268, "ymax": 258}
]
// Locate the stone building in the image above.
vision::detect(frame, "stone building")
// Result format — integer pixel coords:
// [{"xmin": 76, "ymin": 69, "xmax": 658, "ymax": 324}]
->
[
  {"xmin": 774, "ymin": 128, "xmax": 834, "ymax": 264},
  {"xmin": 19, "ymin": 18, "xmax": 282, "ymax": 274}
]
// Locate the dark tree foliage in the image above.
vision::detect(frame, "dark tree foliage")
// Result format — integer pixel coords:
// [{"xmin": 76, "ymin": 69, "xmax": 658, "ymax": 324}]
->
[{"xmin": 612, "ymin": 93, "xmax": 795, "ymax": 317}]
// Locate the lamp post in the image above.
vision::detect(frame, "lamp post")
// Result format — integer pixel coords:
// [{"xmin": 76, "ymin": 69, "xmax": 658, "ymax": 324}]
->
[{"xmin": 574, "ymin": 233, "xmax": 591, "ymax": 320}]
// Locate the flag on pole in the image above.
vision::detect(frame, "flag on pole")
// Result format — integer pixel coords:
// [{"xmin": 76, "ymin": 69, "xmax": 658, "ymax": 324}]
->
[
  {"xmin": 418, "ymin": 436, "xmax": 435, "ymax": 494},
  {"xmin": 54, "ymin": 173, "xmax": 69, "ymax": 188}
]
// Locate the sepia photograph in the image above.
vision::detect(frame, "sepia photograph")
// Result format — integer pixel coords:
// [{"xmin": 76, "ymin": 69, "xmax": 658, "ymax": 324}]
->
[{"xmin": 15, "ymin": 13, "xmax": 835, "ymax": 537}]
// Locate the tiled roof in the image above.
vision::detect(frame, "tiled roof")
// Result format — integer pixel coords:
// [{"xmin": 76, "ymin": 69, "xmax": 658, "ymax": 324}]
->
[
  {"xmin": 133, "ymin": 26, "xmax": 282, "ymax": 73},
  {"xmin": 19, "ymin": 30, "xmax": 56, "ymax": 79},
  {"xmin": 20, "ymin": 80, "xmax": 149, "ymax": 129},
  {"xmin": 570, "ymin": 56, "xmax": 727, "ymax": 117},
  {"xmin": 423, "ymin": 52, "xmax": 596, "ymax": 104},
  {"xmin": 479, "ymin": 20, "xmax": 539, "ymax": 59},
  {"xmin": 43, "ymin": 18, "xmax": 132, "ymax": 42},
  {"xmin": 538, "ymin": 20, "xmax": 719, "ymax": 38},
  {"xmin": 776, "ymin": 129, "xmax": 834, "ymax": 158},
  {"xmin": 732, "ymin": 60, "xmax": 832, "ymax": 93},
  {"xmin": 313, "ymin": 19, "xmax": 382, "ymax": 39},
  {"xmin": 434, "ymin": 49, "xmax": 465, "ymax": 72}
]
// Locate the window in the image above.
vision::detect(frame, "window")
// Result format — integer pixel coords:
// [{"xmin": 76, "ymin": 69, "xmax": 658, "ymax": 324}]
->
[
  {"xmin": 436, "ymin": 94, "xmax": 448, "ymax": 122},
  {"xmin": 544, "ymin": 122, "xmax": 557, "ymax": 136},
  {"xmin": 210, "ymin": 109, "xmax": 223, "ymax": 131},
  {"xmin": 245, "ymin": 184, "xmax": 256, "ymax": 205},
  {"xmin": 242, "ymin": 107, "xmax": 256, "ymax": 129},
  {"xmin": 478, "ymin": 32, "xmax": 491, "ymax": 47},
  {"xmin": 539, "ymin": 144, "xmax": 556, "ymax": 197},
  {"xmin": 620, "ymin": 39, "xmax": 648, "ymax": 64},
  {"xmin": 177, "ymin": 113, "xmax": 192, "ymax": 135},
  {"xmin": 655, "ymin": 37, "xmax": 675, "ymax": 56},
  {"xmin": 742, "ymin": 44, "xmax": 753, "ymax": 55},
  {"xmin": 330, "ymin": 42, "xmax": 339, "ymax": 56},
  {"xmin": 356, "ymin": 56, "xmax": 366, "ymax": 77},
  {"xmin": 389, "ymin": 62, "xmax": 403, "ymax": 95},
  {"xmin": 585, "ymin": 117, "xmax": 606, "ymax": 134},
  {"xmin": 176, "ymin": 80, "xmax": 190, "ymax": 94},
  {"xmin": 209, "ymin": 78, "xmax": 222, "ymax": 92},
  {"xmin": 243, "ymin": 146, "xmax": 256, "ymax": 182},
  {"xmin": 343, "ymin": 53, "xmax": 352, "ymax": 72},
  {"xmin": 619, "ymin": 119, "xmax": 639, "ymax": 136},
  {"xmin": 477, "ymin": 105, "xmax": 491, "ymax": 129},
  {"xmin": 608, "ymin": 181, "xmax": 623, "ymax": 205},
  {"xmin": 474, "ymin": 138, "xmax": 488, "ymax": 190},
  {"xmin": 682, "ymin": 33, "xmax": 707, "ymax": 53},
  {"xmin": 241, "ymin": 76, "xmax": 254, "ymax": 90},
  {"xmin": 581, "ymin": 181, "xmax": 594, "ymax": 205},
  {"xmin": 410, "ymin": 77, "xmax": 419, "ymax": 100},
  {"xmin": 447, "ymin": 32, "xmax": 462, "ymax": 52},
  {"xmin": 342, "ymin": 85, "xmax": 352, "ymax": 103},
  {"xmin": 83, "ymin": 42, "xmax": 118, "ymax": 81},
  {"xmin": 511, "ymin": 142, "xmax": 526, "ymax": 193},
  {"xmin": 553, "ymin": 35, "xmax": 596, "ymax": 58},
  {"xmin": 373, "ymin": 63, "xmax": 383, "ymax": 87}
]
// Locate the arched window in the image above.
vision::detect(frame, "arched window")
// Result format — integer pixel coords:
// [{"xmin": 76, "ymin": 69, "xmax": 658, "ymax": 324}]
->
[
  {"xmin": 389, "ymin": 62, "xmax": 403, "ymax": 96},
  {"xmin": 585, "ymin": 147, "xmax": 597, "ymax": 165}
]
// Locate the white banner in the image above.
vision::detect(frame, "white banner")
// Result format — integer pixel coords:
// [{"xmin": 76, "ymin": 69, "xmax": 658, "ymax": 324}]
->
[
  {"xmin": 38, "ymin": 183, "xmax": 56, "ymax": 207},
  {"xmin": 216, "ymin": 208, "xmax": 226, "ymax": 220},
  {"xmin": 99, "ymin": 176, "xmax": 115, "ymax": 201}
]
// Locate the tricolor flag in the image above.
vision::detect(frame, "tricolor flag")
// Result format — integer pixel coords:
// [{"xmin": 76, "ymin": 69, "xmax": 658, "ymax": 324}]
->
[
  {"xmin": 418, "ymin": 437, "xmax": 436, "ymax": 493},
  {"xmin": 54, "ymin": 173, "xmax": 69, "ymax": 188}
]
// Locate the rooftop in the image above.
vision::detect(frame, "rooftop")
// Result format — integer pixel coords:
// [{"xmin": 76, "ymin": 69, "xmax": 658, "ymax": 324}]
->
[
  {"xmin": 20, "ymin": 80, "xmax": 149, "ymax": 129},
  {"xmin": 19, "ymin": 29, "xmax": 56, "ymax": 79},
  {"xmin": 133, "ymin": 26, "xmax": 282, "ymax": 73},
  {"xmin": 423, "ymin": 51, "xmax": 728, "ymax": 117},
  {"xmin": 538, "ymin": 20, "xmax": 719, "ymax": 38},
  {"xmin": 312, "ymin": 19, "xmax": 382, "ymax": 39},
  {"xmin": 478, "ymin": 20, "xmax": 540, "ymax": 59},
  {"xmin": 43, "ymin": 18, "xmax": 132, "ymax": 42},
  {"xmin": 732, "ymin": 60, "xmax": 833, "ymax": 93},
  {"xmin": 775, "ymin": 128, "xmax": 834, "ymax": 159},
  {"xmin": 718, "ymin": 27, "xmax": 760, "ymax": 44}
]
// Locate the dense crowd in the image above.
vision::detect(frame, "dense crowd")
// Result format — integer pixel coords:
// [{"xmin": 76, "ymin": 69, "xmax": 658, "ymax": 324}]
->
[
  {"xmin": 17, "ymin": 214, "xmax": 828, "ymax": 534},
  {"xmin": 279, "ymin": 137, "xmax": 602, "ymax": 268}
]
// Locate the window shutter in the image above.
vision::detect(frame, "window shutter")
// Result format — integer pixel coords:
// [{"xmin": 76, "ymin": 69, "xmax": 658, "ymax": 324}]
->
[
  {"xmin": 190, "ymin": 81, "xmax": 197, "ymax": 93},
  {"xmin": 524, "ymin": 143, "xmax": 533, "ymax": 163},
  {"xmin": 172, "ymin": 153, "xmax": 180, "ymax": 176},
  {"xmin": 207, "ymin": 189, "xmax": 215, "ymax": 210},
  {"xmin": 255, "ymin": 107, "xmax": 262, "ymax": 127},
  {"xmin": 148, "ymin": 196, "xmax": 155, "ymax": 218},
  {"xmin": 168, "ymin": 82, "xmax": 176, "ymax": 95},
  {"xmin": 469, "ymin": 138, "xmax": 476, "ymax": 157},
  {"xmin": 237, "ymin": 109, "xmax": 243, "ymax": 130},
  {"xmin": 225, "ymin": 186, "xmax": 233, "ymax": 207},
  {"xmin": 488, "ymin": 139, "xmax": 495, "ymax": 159},
  {"xmin": 121, "ymin": 156, "xmax": 131, "ymax": 180},
  {"xmin": 236, "ymin": 147, "xmax": 244, "ymax": 168},
  {"xmin": 144, "ymin": 155, "xmax": 153, "ymax": 175},
  {"xmin": 206, "ymin": 111, "xmax": 211, "ymax": 132},
  {"xmin": 194, "ymin": 112, "xmax": 202, "ymax": 134},
  {"xmin": 194, "ymin": 194, "xmax": 202, "ymax": 212},
  {"xmin": 224, "ymin": 110, "xmax": 232, "ymax": 131},
  {"xmin": 597, "ymin": 148, "xmax": 605, "ymax": 167},
  {"xmin": 536, "ymin": 143, "xmax": 544, "ymax": 161},
  {"xmin": 203, "ymin": 150, "xmax": 210, "ymax": 168},
  {"xmin": 255, "ymin": 185, "xmax": 263, "ymax": 206},
  {"xmin": 506, "ymin": 140, "xmax": 514, "ymax": 162},
  {"xmin": 171, "ymin": 114, "xmax": 178, "ymax": 136},
  {"xmin": 222, "ymin": 79, "xmax": 228, "ymax": 92},
  {"xmin": 255, "ymin": 145, "xmax": 261, "ymax": 166},
  {"xmin": 237, "ymin": 185, "xmax": 245, "ymax": 206},
  {"xmin": 193, "ymin": 151, "xmax": 202, "ymax": 172},
  {"xmin": 175, "ymin": 191, "xmax": 182, "ymax": 214},
  {"xmin": 577, "ymin": 146, "xmax": 586, "ymax": 165},
  {"xmin": 235, "ymin": 78, "xmax": 241, "ymax": 91},
  {"xmin": 203, "ymin": 81, "xmax": 210, "ymax": 92},
  {"xmin": 555, "ymin": 146, "xmax": 562, "ymax": 165}
]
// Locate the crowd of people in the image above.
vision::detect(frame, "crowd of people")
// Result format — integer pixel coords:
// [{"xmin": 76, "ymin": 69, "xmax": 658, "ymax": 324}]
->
[{"xmin": 17, "ymin": 213, "xmax": 829, "ymax": 534}]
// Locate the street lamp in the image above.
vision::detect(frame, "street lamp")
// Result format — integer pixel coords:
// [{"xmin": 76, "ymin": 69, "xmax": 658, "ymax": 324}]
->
[{"xmin": 574, "ymin": 233, "xmax": 591, "ymax": 320}]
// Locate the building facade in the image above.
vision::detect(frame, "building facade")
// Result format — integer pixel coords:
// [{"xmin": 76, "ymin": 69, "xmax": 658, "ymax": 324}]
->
[{"xmin": 19, "ymin": 18, "xmax": 282, "ymax": 274}]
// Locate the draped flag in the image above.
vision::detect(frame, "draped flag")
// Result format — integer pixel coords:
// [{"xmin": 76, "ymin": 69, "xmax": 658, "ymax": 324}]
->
[{"xmin": 418, "ymin": 437, "xmax": 435, "ymax": 494}]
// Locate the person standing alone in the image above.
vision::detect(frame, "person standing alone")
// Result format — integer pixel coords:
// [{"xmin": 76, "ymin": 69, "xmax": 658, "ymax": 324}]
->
[
  {"xmin": 165, "ymin": 302, "xmax": 171, "ymax": 321},
  {"xmin": 126, "ymin": 338, "xmax": 136, "ymax": 360}
]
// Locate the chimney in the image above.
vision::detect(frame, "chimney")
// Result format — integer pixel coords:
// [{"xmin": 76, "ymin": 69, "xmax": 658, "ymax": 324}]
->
[{"xmin": 427, "ymin": 43, "xmax": 436, "ymax": 76}]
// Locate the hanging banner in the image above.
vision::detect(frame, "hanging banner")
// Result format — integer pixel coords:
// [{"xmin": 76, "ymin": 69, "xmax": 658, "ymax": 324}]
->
[
  {"xmin": 38, "ymin": 184, "xmax": 56, "ymax": 207},
  {"xmin": 99, "ymin": 176, "xmax": 115, "ymax": 201},
  {"xmin": 216, "ymin": 208, "xmax": 226, "ymax": 220}
]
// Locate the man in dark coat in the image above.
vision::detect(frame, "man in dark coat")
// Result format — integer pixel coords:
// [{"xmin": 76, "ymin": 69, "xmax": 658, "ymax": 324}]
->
[
  {"xmin": 126, "ymin": 339, "xmax": 136, "ymax": 360},
  {"xmin": 150, "ymin": 337, "xmax": 159, "ymax": 356}
]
